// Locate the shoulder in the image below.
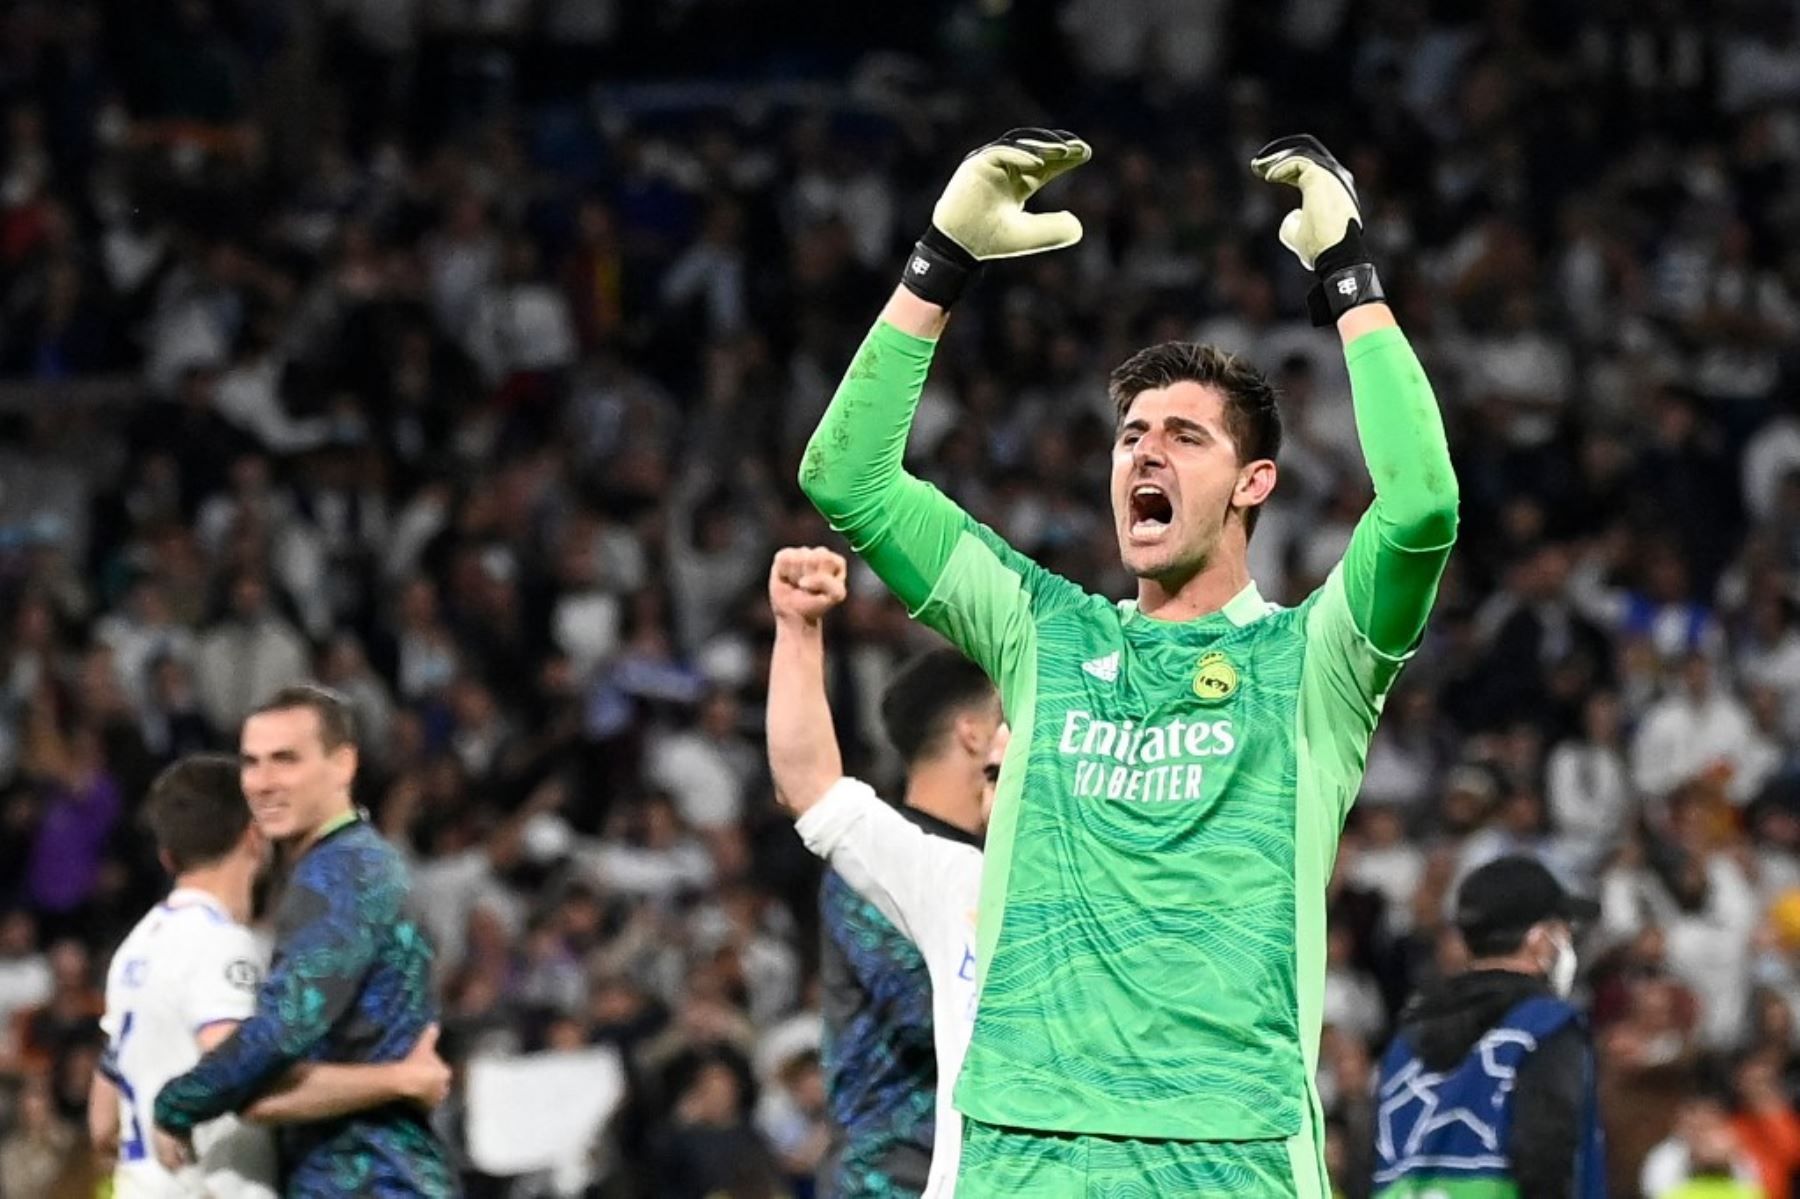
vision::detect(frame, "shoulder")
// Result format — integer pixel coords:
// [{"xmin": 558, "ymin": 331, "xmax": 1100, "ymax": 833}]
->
[
  {"xmin": 1505, "ymin": 995, "xmax": 1587, "ymax": 1041},
  {"xmin": 184, "ymin": 921, "xmax": 265, "ymax": 987},
  {"xmin": 296, "ymin": 823, "xmax": 407, "ymax": 885},
  {"xmin": 283, "ymin": 827, "xmax": 407, "ymax": 920}
]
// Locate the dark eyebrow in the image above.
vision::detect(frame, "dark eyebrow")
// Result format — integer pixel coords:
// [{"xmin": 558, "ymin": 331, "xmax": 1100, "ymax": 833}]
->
[{"xmin": 1118, "ymin": 415, "xmax": 1212, "ymax": 439}]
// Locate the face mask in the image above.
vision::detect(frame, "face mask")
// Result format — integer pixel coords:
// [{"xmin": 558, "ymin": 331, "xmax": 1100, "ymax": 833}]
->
[{"xmin": 1549, "ymin": 929, "xmax": 1578, "ymax": 998}]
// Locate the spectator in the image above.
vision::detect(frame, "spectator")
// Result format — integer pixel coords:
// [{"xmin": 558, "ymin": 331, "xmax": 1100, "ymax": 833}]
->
[
  {"xmin": 12, "ymin": 940, "xmax": 102, "ymax": 1083},
  {"xmin": 1349, "ymin": 803, "xmax": 1425, "ymax": 935},
  {"xmin": 0, "ymin": 910, "xmax": 52, "ymax": 1072},
  {"xmin": 1728, "ymin": 1050, "xmax": 1800, "ymax": 1199},
  {"xmin": 0, "ymin": 1074, "xmax": 80, "ymax": 1198},
  {"xmin": 22, "ymin": 715, "xmax": 122, "ymax": 931},
  {"xmin": 1633, "ymin": 654, "xmax": 1763, "ymax": 812},
  {"xmin": 193, "ymin": 570, "xmax": 310, "ymax": 732},
  {"xmin": 1548, "ymin": 691, "xmax": 1636, "ymax": 883},
  {"xmin": 1642, "ymin": 1094, "xmax": 1763, "ymax": 1199},
  {"xmin": 649, "ymin": 1050, "xmax": 781, "ymax": 1199}
]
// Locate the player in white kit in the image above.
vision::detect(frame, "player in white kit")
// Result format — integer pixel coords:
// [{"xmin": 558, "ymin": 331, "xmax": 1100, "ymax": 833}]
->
[
  {"xmin": 766, "ymin": 546, "xmax": 1010, "ymax": 1197},
  {"xmin": 89, "ymin": 754, "xmax": 450, "ymax": 1197}
]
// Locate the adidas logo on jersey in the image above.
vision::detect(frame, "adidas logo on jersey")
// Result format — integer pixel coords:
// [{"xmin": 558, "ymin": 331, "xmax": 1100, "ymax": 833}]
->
[{"xmin": 1081, "ymin": 652, "xmax": 1120, "ymax": 683}]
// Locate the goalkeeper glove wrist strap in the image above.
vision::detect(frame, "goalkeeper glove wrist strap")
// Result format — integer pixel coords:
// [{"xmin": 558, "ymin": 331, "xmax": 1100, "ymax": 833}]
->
[
  {"xmin": 1305, "ymin": 223, "xmax": 1385, "ymax": 327},
  {"xmin": 901, "ymin": 225, "xmax": 980, "ymax": 309},
  {"xmin": 1306, "ymin": 264, "xmax": 1386, "ymax": 326}
]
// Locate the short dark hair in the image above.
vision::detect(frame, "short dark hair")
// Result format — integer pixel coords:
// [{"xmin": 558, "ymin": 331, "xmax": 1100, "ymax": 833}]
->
[
  {"xmin": 249, "ymin": 683, "xmax": 358, "ymax": 750},
  {"xmin": 879, "ymin": 649, "xmax": 998, "ymax": 767},
  {"xmin": 1109, "ymin": 342, "xmax": 1283, "ymax": 535},
  {"xmin": 146, "ymin": 755, "xmax": 250, "ymax": 873}
]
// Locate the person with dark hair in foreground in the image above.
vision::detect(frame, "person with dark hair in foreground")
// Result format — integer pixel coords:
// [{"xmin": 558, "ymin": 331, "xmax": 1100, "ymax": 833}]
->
[
  {"xmin": 152, "ymin": 687, "xmax": 456, "ymax": 1197},
  {"xmin": 810, "ymin": 608, "xmax": 1002, "ymax": 1196},
  {"xmin": 1373, "ymin": 855, "xmax": 1606, "ymax": 1198},
  {"xmin": 767, "ymin": 546, "xmax": 1009, "ymax": 1197},
  {"xmin": 92, "ymin": 753, "xmax": 450, "ymax": 1198}
]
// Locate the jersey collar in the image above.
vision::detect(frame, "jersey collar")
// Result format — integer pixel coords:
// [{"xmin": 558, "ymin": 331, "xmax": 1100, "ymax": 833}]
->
[
  {"xmin": 1220, "ymin": 581, "xmax": 1271, "ymax": 627},
  {"xmin": 162, "ymin": 887, "xmax": 232, "ymax": 919},
  {"xmin": 901, "ymin": 803, "xmax": 983, "ymax": 848},
  {"xmin": 298, "ymin": 807, "xmax": 363, "ymax": 860},
  {"xmin": 1120, "ymin": 581, "xmax": 1272, "ymax": 627}
]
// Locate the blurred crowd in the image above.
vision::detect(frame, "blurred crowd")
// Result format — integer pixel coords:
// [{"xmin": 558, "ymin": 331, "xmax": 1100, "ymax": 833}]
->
[{"xmin": 2, "ymin": 0, "xmax": 1800, "ymax": 1195}]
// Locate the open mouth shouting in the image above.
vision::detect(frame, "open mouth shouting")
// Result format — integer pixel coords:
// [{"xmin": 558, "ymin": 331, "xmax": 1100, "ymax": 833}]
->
[{"xmin": 1128, "ymin": 482, "xmax": 1175, "ymax": 542}]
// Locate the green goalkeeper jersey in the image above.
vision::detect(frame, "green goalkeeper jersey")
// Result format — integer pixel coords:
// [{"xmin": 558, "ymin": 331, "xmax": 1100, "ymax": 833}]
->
[{"xmin": 801, "ymin": 320, "xmax": 1457, "ymax": 1147}]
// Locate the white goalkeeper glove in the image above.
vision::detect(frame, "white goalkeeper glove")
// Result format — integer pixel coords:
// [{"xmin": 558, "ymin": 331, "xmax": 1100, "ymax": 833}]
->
[
  {"xmin": 1250, "ymin": 135, "xmax": 1385, "ymax": 326},
  {"xmin": 901, "ymin": 128, "xmax": 1090, "ymax": 308}
]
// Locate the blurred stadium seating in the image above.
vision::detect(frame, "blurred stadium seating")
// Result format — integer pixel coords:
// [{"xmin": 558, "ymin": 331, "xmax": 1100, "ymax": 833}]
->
[{"xmin": 2, "ymin": 1, "xmax": 1800, "ymax": 1195}]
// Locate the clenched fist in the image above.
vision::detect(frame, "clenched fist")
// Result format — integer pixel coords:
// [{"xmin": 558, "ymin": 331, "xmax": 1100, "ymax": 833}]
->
[{"xmin": 769, "ymin": 547, "xmax": 848, "ymax": 624}]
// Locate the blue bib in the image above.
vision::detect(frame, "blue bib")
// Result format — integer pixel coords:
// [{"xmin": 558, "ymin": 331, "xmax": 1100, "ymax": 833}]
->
[{"xmin": 1373, "ymin": 995, "xmax": 1605, "ymax": 1199}]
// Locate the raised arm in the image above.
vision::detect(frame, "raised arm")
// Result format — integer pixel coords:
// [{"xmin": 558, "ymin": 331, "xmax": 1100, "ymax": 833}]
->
[
  {"xmin": 766, "ymin": 546, "xmax": 981, "ymax": 950},
  {"xmin": 1253, "ymin": 137, "xmax": 1459, "ymax": 663},
  {"xmin": 766, "ymin": 546, "xmax": 849, "ymax": 814},
  {"xmin": 1333, "ymin": 303, "xmax": 1458, "ymax": 657},
  {"xmin": 797, "ymin": 131, "xmax": 1091, "ymax": 683}
]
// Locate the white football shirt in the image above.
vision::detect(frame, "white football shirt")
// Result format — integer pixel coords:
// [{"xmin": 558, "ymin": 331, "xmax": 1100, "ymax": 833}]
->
[
  {"xmin": 101, "ymin": 889, "xmax": 279, "ymax": 1199},
  {"xmin": 796, "ymin": 777, "xmax": 982, "ymax": 1199}
]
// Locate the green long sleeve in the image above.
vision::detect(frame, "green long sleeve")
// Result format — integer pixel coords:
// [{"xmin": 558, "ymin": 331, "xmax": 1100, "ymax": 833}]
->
[
  {"xmin": 1337, "ymin": 326, "xmax": 1459, "ymax": 657},
  {"xmin": 798, "ymin": 322, "xmax": 968, "ymax": 611}
]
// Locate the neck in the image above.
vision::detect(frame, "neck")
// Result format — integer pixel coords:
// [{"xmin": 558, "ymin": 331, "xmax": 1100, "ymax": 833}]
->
[
  {"xmin": 298, "ymin": 802, "xmax": 357, "ymax": 855},
  {"xmin": 902, "ymin": 756, "xmax": 981, "ymax": 835},
  {"xmin": 1136, "ymin": 551, "xmax": 1252, "ymax": 623},
  {"xmin": 175, "ymin": 860, "xmax": 254, "ymax": 925}
]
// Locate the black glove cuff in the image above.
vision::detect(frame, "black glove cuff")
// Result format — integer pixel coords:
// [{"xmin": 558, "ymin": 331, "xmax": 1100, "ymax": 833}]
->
[
  {"xmin": 1305, "ymin": 223, "xmax": 1382, "ymax": 327},
  {"xmin": 900, "ymin": 225, "xmax": 981, "ymax": 309},
  {"xmin": 1306, "ymin": 263, "xmax": 1386, "ymax": 327}
]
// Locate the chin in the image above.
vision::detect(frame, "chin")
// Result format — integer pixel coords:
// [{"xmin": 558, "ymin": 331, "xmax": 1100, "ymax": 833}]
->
[
  {"xmin": 253, "ymin": 815, "xmax": 294, "ymax": 840},
  {"xmin": 1118, "ymin": 541, "xmax": 1177, "ymax": 582}
]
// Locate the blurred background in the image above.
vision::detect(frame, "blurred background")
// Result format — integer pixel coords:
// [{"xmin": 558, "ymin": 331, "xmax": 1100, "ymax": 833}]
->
[{"xmin": 0, "ymin": 0, "xmax": 1799, "ymax": 1195}]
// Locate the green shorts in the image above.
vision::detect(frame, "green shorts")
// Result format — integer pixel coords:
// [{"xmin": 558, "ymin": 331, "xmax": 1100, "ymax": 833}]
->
[{"xmin": 957, "ymin": 1117, "xmax": 1320, "ymax": 1198}]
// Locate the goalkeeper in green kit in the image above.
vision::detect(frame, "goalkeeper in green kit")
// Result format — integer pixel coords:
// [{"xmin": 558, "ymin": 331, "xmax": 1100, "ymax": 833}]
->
[{"xmin": 800, "ymin": 128, "xmax": 1458, "ymax": 1196}]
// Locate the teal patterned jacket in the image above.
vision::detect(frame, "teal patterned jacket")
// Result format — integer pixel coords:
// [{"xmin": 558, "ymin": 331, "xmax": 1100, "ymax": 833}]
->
[{"xmin": 155, "ymin": 819, "xmax": 455, "ymax": 1197}]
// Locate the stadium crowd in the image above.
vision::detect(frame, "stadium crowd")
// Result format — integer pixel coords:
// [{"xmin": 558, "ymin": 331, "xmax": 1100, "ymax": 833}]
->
[{"xmin": 2, "ymin": 0, "xmax": 1800, "ymax": 1195}]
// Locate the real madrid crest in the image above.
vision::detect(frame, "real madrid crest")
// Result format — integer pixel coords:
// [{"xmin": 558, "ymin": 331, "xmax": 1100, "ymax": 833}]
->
[{"xmin": 1193, "ymin": 651, "xmax": 1238, "ymax": 703}]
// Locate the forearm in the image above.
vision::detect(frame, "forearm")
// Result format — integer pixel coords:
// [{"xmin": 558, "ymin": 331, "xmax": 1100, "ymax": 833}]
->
[
  {"xmin": 1341, "ymin": 310, "xmax": 1458, "ymax": 549},
  {"xmin": 798, "ymin": 291, "xmax": 941, "ymax": 526},
  {"xmin": 768, "ymin": 616, "xmax": 845, "ymax": 815},
  {"xmin": 154, "ymin": 1020, "xmax": 295, "ymax": 1131},
  {"xmin": 1337, "ymin": 312, "xmax": 1459, "ymax": 655},
  {"xmin": 242, "ymin": 1062, "xmax": 409, "ymax": 1126},
  {"xmin": 797, "ymin": 298, "xmax": 961, "ymax": 611},
  {"xmin": 87, "ymin": 1072, "xmax": 121, "ymax": 1152}
]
